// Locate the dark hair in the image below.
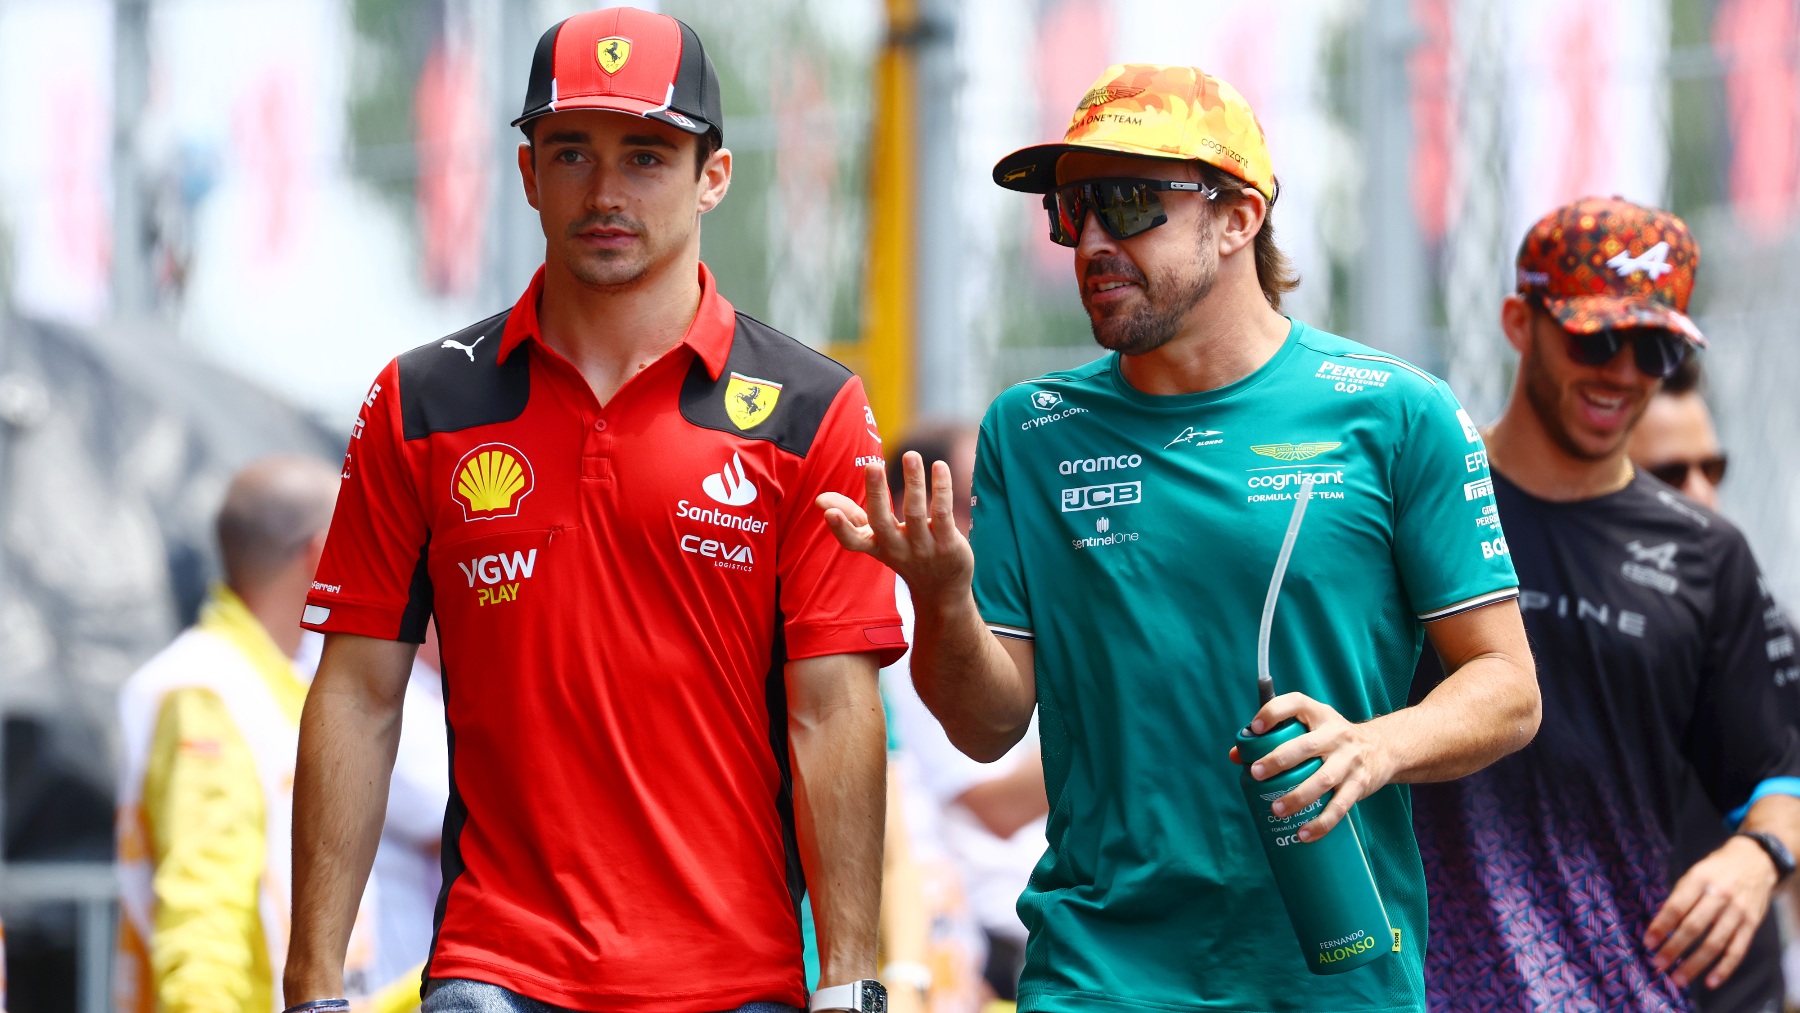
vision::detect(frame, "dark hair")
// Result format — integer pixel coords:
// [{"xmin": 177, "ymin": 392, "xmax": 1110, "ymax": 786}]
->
[
  {"xmin": 1661, "ymin": 350, "xmax": 1703, "ymax": 395},
  {"xmin": 523, "ymin": 120, "xmax": 719, "ymax": 178},
  {"xmin": 1194, "ymin": 162, "xmax": 1300, "ymax": 312}
]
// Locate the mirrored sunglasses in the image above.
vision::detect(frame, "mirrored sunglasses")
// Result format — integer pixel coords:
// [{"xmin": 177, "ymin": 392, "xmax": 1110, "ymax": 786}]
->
[{"xmin": 1042, "ymin": 177, "xmax": 1220, "ymax": 248}]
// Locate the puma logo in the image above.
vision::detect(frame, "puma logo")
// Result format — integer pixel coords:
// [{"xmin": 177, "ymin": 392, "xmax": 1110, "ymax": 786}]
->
[{"xmin": 442, "ymin": 334, "xmax": 486, "ymax": 361}]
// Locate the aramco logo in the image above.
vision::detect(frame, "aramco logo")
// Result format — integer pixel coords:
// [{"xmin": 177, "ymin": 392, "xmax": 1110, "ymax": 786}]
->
[{"xmin": 453, "ymin": 443, "xmax": 535, "ymax": 522}]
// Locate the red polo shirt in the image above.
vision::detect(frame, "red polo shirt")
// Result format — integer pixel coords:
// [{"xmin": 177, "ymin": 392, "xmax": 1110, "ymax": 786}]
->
[{"xmin": 303, "ymin": 264, "xmax": 905, "ymax": 1011}]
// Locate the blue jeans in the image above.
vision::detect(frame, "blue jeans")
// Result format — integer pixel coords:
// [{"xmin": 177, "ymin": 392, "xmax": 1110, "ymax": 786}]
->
[{"xmin": 421, "ymin": 977, "xmax": 803, "ymax": 1013}]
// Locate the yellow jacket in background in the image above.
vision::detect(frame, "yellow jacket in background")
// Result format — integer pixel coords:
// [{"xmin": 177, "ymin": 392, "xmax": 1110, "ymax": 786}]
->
[{"xmin": 113, "ymin": 587, "xmax": 389, "ymax": 1013}]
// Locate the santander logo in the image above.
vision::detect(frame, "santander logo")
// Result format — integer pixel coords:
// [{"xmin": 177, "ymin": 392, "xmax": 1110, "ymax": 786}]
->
[{"xmin": 702, "ymin": 453, "xmax": 758, "ymax": 507}]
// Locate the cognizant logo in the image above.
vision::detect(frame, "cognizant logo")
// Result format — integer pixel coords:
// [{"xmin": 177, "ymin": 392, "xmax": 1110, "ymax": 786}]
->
[
  {"xmin": 1247, "ymin": 469, "xmax": 1344, "ymax": 491},
  {"xmin": 1058, "ymin": 453, "xmax": 1142, "ymax": 475}
]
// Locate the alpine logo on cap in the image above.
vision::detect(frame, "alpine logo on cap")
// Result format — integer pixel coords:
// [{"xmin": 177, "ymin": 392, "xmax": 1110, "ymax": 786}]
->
[
  {"xmin": 596, "ymin": 37, "xmax": 631, "ymax": 75},
  {"xmin": 1606, "ymin": 241, "xmax": 1673, "ymax": 281}
]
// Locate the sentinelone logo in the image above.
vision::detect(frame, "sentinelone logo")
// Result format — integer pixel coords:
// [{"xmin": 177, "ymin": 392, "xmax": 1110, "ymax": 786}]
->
[{"xmin": 1073, "ymin": 513, "xmax": 1140, "ymax": 550}]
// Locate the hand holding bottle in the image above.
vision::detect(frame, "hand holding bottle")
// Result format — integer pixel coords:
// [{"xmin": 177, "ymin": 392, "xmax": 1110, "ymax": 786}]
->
[{"xmin": 1231, "ymin": 693, "xmax": 1398, "ymax": 843}]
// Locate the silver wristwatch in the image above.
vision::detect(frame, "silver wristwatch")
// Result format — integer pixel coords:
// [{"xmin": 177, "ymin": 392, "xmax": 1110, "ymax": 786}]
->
[{"xmin": 808, "ymin": 979, "xmax": 888, "ymax": 1013}]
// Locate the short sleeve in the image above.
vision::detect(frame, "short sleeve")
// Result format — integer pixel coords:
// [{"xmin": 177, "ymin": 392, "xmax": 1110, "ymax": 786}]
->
[
  {"xmin": 1391, "ymin": 383, "xmax": 1520, "ymax": 620},
  {"xmin": 970, "ymin": 405, "xmax": 1031, "ymax": 640},
  {"xmin": 775, "ymin": 376, "xmax": 906, "ymax": 666},
  {"xmin": 303, "ymin": 361, "xmax": 433, "ymax": 642},
  {"xmin": 1684, "ymin": 536, "xmax": 1800, "ymax": 814}
]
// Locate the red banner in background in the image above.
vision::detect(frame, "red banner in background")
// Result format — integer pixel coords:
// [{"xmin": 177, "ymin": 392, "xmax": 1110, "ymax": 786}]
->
[
  {"xmin": 1030, "ymin": 0, "xmax": 1113, "ymax": 281},
  {"xmin": 1410, "ymin": 0, "xmax": 1453, "ymax": 246},
  {"xmin": 1716, "ymin": 0, "xmax": 1800, "ymax": 242},
  {"xmin": 416, "ymin": 41, "xmax": 489, "ymax": 296}
]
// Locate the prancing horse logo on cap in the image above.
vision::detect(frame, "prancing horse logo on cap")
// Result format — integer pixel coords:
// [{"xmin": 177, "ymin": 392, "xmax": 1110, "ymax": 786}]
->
[{"xmin": 597, "ymin": 37, "xmax": 631, "ymax": 75}]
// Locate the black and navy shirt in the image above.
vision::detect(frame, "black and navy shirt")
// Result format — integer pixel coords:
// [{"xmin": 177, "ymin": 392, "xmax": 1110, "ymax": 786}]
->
[{"xmin": 1412, "ymin": 469, "xmax": 1800, "ymax": 1013}]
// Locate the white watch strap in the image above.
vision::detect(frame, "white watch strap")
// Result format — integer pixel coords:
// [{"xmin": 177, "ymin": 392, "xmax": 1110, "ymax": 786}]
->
[{"xmin": 808, "ymin": 982, "xmax": 860, "ymax": 1012}]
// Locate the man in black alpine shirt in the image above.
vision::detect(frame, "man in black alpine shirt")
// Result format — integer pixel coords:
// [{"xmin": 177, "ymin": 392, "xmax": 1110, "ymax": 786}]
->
[
  {"xmin": 1413, "ymin": 197, "xmax": 1800, "ymax": 1013},
  {"xmin": 1634, "ymin": 358, "xmax": 1793, "ymax": 1013}
]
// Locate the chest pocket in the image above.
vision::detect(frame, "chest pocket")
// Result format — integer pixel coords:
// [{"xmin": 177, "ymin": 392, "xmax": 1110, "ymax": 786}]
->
[{"xmin": 431, "ymin": 526, "xmax": 560, "ymax": 616}]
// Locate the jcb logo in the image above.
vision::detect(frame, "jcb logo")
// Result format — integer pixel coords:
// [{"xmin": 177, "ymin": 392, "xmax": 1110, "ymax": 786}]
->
[
  {"xmin": 458, "ymin": 549, "xmax": 537, "ymax": 606},
  {"xmin": 1061, "ymin": 481, "xmax": 1142, "ymax": 513}
]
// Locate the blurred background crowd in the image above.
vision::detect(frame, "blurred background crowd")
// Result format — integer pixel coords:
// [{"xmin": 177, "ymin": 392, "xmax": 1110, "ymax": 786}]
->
[{"xmin": 3, "ymin": 0, "xmax": 1800, "ymax": 1010}]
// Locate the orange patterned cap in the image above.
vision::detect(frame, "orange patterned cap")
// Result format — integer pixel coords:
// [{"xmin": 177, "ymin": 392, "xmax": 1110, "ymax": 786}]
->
[
  {"xmin": 1516, "ymin": 197, "xmax": 1706, "ymax": 347},
  {"xmin": 993, "ymin": 63, "xmax": 1276, "ymax": 200}
]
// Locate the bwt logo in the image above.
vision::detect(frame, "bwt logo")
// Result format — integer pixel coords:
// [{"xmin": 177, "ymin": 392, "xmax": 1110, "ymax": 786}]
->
[{"xmin": 1061, "ymin": 481, "xmax": 1141, "ymax": 512}]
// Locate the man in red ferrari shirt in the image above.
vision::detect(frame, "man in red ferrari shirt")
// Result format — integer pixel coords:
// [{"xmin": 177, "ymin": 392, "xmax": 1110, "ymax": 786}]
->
[{"xmin": 281, "ymin": 9, "xmax": 904, "ymax": 1013}]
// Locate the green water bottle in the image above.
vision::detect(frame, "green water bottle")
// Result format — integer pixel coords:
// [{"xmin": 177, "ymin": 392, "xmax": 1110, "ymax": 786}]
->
[
  {"xmin": 1237, "ymin": 719, "xmax": 1394, "ymax": 974},
  {"xmin": 1237, "ymin": 475, "xmax": 1395, "ymax": 975}
]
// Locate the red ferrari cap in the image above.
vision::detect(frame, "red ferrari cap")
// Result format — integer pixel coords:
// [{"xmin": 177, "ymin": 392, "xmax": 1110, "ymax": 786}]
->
[
  {"xmin": 1516, "ymin": 196, "xmax": 1705, "ymax": 347},
  {"xmin": 512, "ymin": 7, "xmax": 722, "ymax": 141}
]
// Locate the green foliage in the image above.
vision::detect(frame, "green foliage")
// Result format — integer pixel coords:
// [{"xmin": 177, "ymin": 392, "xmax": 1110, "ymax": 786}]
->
[{"xmin": 1667, "ymin": 0, "xmax": 1723, "ymax": 220}]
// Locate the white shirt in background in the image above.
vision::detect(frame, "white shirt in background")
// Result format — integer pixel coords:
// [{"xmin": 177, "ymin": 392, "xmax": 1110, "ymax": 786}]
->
[{"xmin": 883, "ymin": 576, "xmax": 1044, "ymax": 943}]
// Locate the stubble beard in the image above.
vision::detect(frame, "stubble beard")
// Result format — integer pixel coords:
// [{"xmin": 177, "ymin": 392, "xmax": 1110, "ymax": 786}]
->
[
  {"xmin": 562, "ymin": 211, "xmax": 666, "ymax": 290},
  {"xmin": 1521, "ymin": 328, "xmax": 1646, "ymax": 462},
  {"xmin": 1083, "ymin": 229, "xmax": 1218, "ymax": 357}
]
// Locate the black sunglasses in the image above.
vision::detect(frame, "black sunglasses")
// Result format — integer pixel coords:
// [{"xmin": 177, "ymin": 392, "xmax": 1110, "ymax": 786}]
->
[
  {"xmin": 1646, "ymin": 454, "xmax": 1728, "ymax": 489},
  {"xmin": 1043, "ymin": 177, "xmax": 1222, "ymax": 247},
  {"xmin": 1563, "ymin": 326, "xmax": 1692, "ymax": 379}
]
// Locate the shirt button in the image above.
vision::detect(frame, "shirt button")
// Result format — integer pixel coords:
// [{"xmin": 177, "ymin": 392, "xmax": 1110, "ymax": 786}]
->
[{"xmin": 593, "ymin": 419, "xmax": 608, "ymax": 432}]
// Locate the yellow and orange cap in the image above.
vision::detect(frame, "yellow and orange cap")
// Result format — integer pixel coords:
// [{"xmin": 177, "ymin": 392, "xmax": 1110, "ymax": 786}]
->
[{"xmin": 993, "ymin": 63, "xmax": 1276, "ymax": 200}]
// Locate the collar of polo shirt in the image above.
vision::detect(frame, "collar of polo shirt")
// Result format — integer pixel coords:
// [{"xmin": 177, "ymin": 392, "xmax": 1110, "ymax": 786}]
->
[{"xmin": 496, "ymin": 263, "xmax": 739, "ymax": 380}]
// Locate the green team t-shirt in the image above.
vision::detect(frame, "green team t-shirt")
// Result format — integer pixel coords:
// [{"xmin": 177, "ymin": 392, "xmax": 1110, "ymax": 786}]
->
[{"xmin": 970, "ymin": 321, "xmax": 1518, "ymax": 1013}]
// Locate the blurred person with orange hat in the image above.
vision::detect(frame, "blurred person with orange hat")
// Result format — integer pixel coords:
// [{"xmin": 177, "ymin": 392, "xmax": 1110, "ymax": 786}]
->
[
  {"xmin": 112, "ymin": 454, "xmax": 385, "ymax": 1013},
  {"xmin": 283, "ymin": 8, "xmax": 901, "ymax": 1013},
  {"xmin": 820, "ymin": 64, "xmax": 1538, "ymax": 1012},
  {"xmin": 1412, "ymin": 198, "xmax": 1800, "ymax": 1013}
]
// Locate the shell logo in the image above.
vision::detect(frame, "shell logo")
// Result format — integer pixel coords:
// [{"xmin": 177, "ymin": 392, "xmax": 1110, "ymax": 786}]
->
[{"xmin": 452, "ymin": 443, "xmax": 534, "ymax": 521}]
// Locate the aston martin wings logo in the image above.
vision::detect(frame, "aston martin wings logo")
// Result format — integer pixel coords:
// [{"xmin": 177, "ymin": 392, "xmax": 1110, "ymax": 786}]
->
[
  {"xmin": 725, "ymin": 372, "xmax": 783, "ymax": 431},
  {"xmin": 596, "ymin": 37, "xmax": 632, "ymax": 75},
  {"xmin": 1250, "ymin": 442, "xmax": 1341, "ymax": 461}
]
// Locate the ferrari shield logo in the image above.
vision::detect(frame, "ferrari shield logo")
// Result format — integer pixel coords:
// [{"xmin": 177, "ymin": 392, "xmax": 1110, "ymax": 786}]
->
[
  {"xmin": 596, "ymin": 37, "xmax": 631, "ymax": 74},
  {"xmin": 725, "ymin": 372, "xmax": 783, "ymax": 431}
]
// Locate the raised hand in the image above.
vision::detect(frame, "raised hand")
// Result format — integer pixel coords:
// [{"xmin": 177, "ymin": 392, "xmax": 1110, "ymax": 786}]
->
[{"xmin": 817, "ymin": 451, "xmax": 973, "ymax": 597}]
